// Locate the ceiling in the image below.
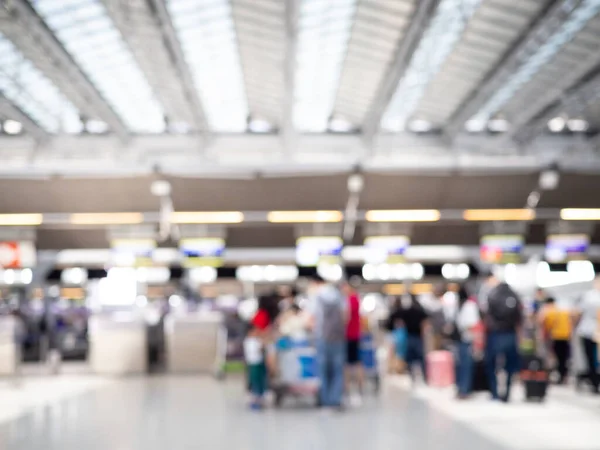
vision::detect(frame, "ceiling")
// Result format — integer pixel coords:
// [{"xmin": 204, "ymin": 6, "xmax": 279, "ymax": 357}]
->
[
  {"xmin": 2, "ymin": 0, "xmax": 600, "ymax": 250},
  {"xmin": 0, "ymin": 0, "xmax": 597, "ymax": 175}
]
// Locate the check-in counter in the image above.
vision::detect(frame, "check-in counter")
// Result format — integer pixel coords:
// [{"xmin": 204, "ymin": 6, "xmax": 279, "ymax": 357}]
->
[
  {"xmin": 89, "ymin": 313, "xmax": 147, "ymax": 375},
  {"xmin": 0, "ymin": 316, "xmax": 20, "ymax": 376},
  {"xmin": 165, "ymin": 312, "xmax": 226, "ymax": 375}
]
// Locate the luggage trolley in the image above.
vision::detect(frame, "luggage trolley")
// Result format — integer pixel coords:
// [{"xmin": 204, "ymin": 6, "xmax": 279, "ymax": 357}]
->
[{"xmin": 272, "ymin": 337, "xmax": 320, "ymax": 407}]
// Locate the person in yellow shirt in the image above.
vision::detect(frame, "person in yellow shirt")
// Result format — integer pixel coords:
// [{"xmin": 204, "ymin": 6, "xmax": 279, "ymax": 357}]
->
[{"xmin": 540, "ymin": 297, "xmax": 572, "ymax": 384}]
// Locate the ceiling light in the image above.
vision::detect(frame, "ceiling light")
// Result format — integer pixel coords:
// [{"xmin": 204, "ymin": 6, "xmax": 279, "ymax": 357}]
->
[
  {"xmin": 248, "ymin": 118, "xmax": 274, "ymax": 133},
  {"xmin": 560, "ymin": 208, "xmax": 600, "ymax": 221},
  {"xmin": 365, "ymin": 210, "xmax": 440, "ymax": 222},
  {"xmin": 0, "ymin": 214, "xmax": 43, "ymax": 226},
  {"xmin": 171, "ymin": 211, "xmax": 244, "ymax": 224},
  {"xmin": 539, "ymin": 166, "xmax": 560, "ymax": 190},
  {"xmin": 408, "ymin": 119, "xmax": 433, "ymax": 133},
  {"xmin": 548, "ymin": 117, "xmax": 566, "ymax": 133},
  {"xmin": 463, "ymin": 209, "xmax": 535, "ymax": 221},
  {"xmin": 267, "ymin": 211, "xmax": 343, "ymax": 223},
  {"xmin": 69, "ymin": 213, "xmax": 144, "ymax": 225},
  {"xmin": 464, "ymin": 119, "xmax": 487, "ymax": 133},
  {"xmin": 328, "ymin": 117, "xmax": 354, "ymax": 133},
  {"xmin": 85, "ymin": 120, "xmax": 109, "ymax": 134},
  {"xmin": 567, "ymin": 118, "xmax": 589, "ymax": 132},
  {"xmin": 150, "ymin": 180, "xmax": 171, "ymax": 197},
  {"xmin": 3, "ymin": 120, "xmax": 23, "ymax": 135},
  {"xmin": 168, "ymin": 121, "xmax": 192, "ymax": 134},
  {"xmin": 487, "ymin": 118, "xmax": 509, "ymax": 133}
]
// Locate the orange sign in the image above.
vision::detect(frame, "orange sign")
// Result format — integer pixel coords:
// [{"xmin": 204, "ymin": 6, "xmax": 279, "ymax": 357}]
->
[{"xmin": 0, "ymin": 242, "xmax": 19, "ymax": 268}]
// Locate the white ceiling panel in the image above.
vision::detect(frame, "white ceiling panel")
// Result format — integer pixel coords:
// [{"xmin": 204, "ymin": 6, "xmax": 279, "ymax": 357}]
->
[
  {"xmin": 31, "ymin": 0, "xmax": 167, "ymax": 134},
  {"xmin": 167, "ymin": 0, "xmax": 248, "ymax": 132}
]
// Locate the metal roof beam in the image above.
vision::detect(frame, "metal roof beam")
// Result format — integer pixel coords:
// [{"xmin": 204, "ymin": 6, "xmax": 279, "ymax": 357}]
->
[
  {"xmin": 361, "ymin": 0, "xmax": 442, "ymax": 148},
  {"xmin": 513, "ymin": 70, "xmax": 600, "ymax": 145},
  {"xmin": 444, "ymin": 0, "xmax": 588, "ymax": 143},
  {"xmin": 282, "ymin": 0, "xmax": 299, "ymax": 154},
  {"xmin": 2, "ymin": 0, "xmax": 129, "ymax": 141},
  {"xmin": 0, "ymin": 95, "xmax": 49, "ymax": 143},
  {"xmin": 147, "ymin": 0, "xmax": 209, "ymax": 135}
]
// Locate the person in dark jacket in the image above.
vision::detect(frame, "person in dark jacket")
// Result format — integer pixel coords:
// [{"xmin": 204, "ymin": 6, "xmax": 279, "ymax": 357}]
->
[{"xmin": 483, "ymin": 272, "xmax": 523, "ymax": 402}]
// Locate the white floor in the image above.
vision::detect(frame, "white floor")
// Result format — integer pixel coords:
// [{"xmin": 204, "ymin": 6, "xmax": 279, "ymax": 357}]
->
[{"xmin": 389, "ymin": 376, "xmax": 600, "ymax": 450}]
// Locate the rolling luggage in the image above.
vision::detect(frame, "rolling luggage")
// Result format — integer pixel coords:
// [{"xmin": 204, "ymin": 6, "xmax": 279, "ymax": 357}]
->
[
  {"xmin": 471, "ymin": 359, "xmax": 489, "ymax": 392},
  {"xmin": 521, "ymin": 355, "xmax": 548, "ymax": 401},
  {"xmin": 426, "ymin": 350, "xmax": 454, "ymax": 387}
]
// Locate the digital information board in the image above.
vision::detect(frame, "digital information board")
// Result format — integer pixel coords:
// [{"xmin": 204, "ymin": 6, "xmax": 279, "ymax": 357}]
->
[
  {"xmin": 545, "ymin": 234, "xmax": 589, "ymax": 263},
  {"xmin": 296, "ymin": 236, "xmax": 343, "ymax": 267},
  {"xmin": 364, "ymin": 235, "xmax": 410, "ymax": 264},
  {"xmin": 180, "ymin": 238, "xmax": 226, "ymax": 268},
  {"xmin": 480, "ymin": 235, "xmax": 524, "ymax": 264}
]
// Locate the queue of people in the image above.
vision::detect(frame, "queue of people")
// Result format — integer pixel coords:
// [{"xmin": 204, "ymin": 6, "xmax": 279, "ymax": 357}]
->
[{"xmin": 244, "ymin": 272, "xmax": 600, "ymax": 410}]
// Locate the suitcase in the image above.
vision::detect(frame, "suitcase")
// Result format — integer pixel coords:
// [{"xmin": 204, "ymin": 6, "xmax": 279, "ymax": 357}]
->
[
  {"xmin": 472, "ymin": 359, "xmax": 489, "ymax": 392},
  {"xmin": 426, "ymin": 350, "xmax": 455, "ymax": 387},
  {"xmin": 521, "ymin": 355, "xmax": 548, "ymax": 401}
]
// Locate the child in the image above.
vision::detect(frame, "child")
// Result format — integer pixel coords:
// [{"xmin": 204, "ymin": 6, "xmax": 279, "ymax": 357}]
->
[{"xmin": 244, "ymin": 324, "xmax": 267, "ymax": 410}]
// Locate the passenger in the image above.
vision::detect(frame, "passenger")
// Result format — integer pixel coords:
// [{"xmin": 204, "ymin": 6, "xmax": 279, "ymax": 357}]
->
[
  {"xmin": 539, "ymin": 297, "xmax": 572, "ymax": 384},
  {"xmin": 308, "ymin": 275, "xmax": 347, "ymax": 410},
  {"xmin": 573, "ymin": 277, "xmax": 600, "ymax": 394},
  {"xmin": 450, "ymin": 286, "xmax": 480, "ymax": 399},
  {"xmin": 341, "ymin": 281, "xmax": 364, "ymax": 404},
  {"xmin": 429, "ymin": 284, "xmax": 447, "ymax": 351},
  {"xmin": 483, "ymin": 271, "xmax": 523, "ymax": 403},
  {"xmin": 388, "ymin": 293, "xmax": 429, "ymax": 382},
  {"xmin": 244, "ymin": 324, "xmax": 267, "ymax": 410}
]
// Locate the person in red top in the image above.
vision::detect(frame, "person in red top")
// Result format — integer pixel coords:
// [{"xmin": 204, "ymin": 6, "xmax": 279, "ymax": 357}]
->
[{"xmin": 342, "ymin": 281, "xmax": 364, "ymax": 403}]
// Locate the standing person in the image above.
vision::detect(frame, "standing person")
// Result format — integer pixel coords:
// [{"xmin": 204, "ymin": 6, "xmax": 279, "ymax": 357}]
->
[
  {"xmin": 450, "ymin": 286, "xmax": 481, "ymax": 399},
  {"xmin": 573, "ymin": 277, "xmax": 600, "ymax": 394},
  {"xmin": 309, "ymin": 275, "xmax": 347, "ymax": 410},
  {"xmin": 341, "ymin": 281, "xmax": 364, "ymax": 404},
  {"xmin": 244, "ymin": 324, "xmax": 267, "ymax": 410},
  {"xmin": 539, "ymin": 297, "xmax": 572, "ymax": 384},
  {"xmin": 483, "ymin": 272, "xmax": 523, "ymax": 403},
  {"xmin": 388, "ymin": 293, "xmax": 429, "ymax": 382},
  {"xmin": 428, "ymin": 284, "xmax": 448, "ymax": 351}
]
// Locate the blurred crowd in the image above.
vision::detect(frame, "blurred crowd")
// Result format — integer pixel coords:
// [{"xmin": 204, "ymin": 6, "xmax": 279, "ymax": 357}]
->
[{"xmin": 242, "ymin": 272, "xmax": 600, "ymax": 410}]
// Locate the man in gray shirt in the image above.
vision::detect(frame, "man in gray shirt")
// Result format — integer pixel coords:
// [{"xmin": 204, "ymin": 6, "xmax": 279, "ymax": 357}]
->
[{"xmin": 309, "ymin": 275, "xmax": 347, "ymax": 409}]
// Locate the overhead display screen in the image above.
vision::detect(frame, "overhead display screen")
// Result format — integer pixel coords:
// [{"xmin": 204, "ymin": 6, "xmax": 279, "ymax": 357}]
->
[
  {"xmin": 480, "ymin": 235, "xmax": 524, "ymax": 264},
  {"xmin": 545, "ymin": 234, "xmax": 589, "ymax": 263},
  {"xmin": 364, "ymin": 235, "xmax": 410, "ymax": 264},
  {"xmin": 296, "ymin": 236, "xmax": 343, "ymax": 267},
  {"xmin": 180, "ymin": 238, "xmax": 225, "ymax": 268},
  {"xmin": 110, "ymin": 239, "xmax": 156, "ymax": 267}
]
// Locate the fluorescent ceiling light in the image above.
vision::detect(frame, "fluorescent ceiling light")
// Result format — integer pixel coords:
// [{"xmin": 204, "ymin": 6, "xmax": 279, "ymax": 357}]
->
[
  {"xmin": 464, "ymin": 119, "xmax": 487, "ymax": 133},
  {"xmin": 487, "ymin": 118, "xmax": 509, "ymax": 133},
  {"xmin": 267, "ymin": 211, "xmax": 343, "ymax": 223},
  {"xmin": 69, "ymin": 213, "xmax": 144, "ymax": 225},
  {"xmin": 567, "ymin": 118, "xmax": 589, "ymax": 132},
  {"xmin": 381, "ymin": 0, "xmax": 482, "ymax": 131},
  {"xmin": 248, "ymin": 118, "xmax": 274, "ymax": 133},
  {"xmin": 0, "ymin": 34, "xmax": 81, "ymax": 133},
  {"xmin": 171, "ymin": 211, "xmax": 244, "ymax": 224},
  {"xmin": 85, "ymin": 120, "xmax": 109, "ymax": 134},
  {"xmin": 167, "ymin": 0, "xmax": 248, "ymax": 132},
  {"xmin": 293, "ymin": 0, "xmax": 357, "ymax": 132},
  {"xmin": 0, "ymin": 214, "xmax": 43, "ymax": 226},
  {"xmin": 463, "ymin": 209, "xmax": 535, "ymax": 221},
  {"xmin": 3, "ymin": 120, "xmax": 23, "ymax": 135},
  {"xmin": 469, "ymin": 0, "xmax": 600, "ymax": 123},
  {"xmin": 365, "ymin": 210, "xmax": 440, "ymax": 222},
  {"xmin": 561, "ymin": 208, "xmax": 600, "ymax": 221},
  {"xmin": 328, "ymin": 116, "xmax": 354, "ymax": 133},
  {"xmin": 32, "ymin": 0, "xmax": 165, "ymax": 133},
  {"xmin": 548, "ymin": 117, "xmax": 566, "ymax": 133},
  {"xmin": 408, "ymin": 119, "xmax": 433, "ymax": 133}
]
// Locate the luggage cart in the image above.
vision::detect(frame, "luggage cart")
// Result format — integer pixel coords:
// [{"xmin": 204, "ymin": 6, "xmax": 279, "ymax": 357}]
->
[
  {"xmin": 272, "ymin": 337, "xmax": 320, "ymax": 407},
  {"xmin": 360, "ymin": 333, "xmax": 380, "ymax": 393}
]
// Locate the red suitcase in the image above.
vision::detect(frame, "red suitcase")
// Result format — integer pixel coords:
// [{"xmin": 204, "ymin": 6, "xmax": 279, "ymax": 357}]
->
[{"xmin": 427, "ymin": 350, "xmax": 455, "ymax": 387}]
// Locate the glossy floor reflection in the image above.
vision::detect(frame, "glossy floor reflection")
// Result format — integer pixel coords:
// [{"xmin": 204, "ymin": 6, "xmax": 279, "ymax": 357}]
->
[{"xmin": 0, "ymin": 376, "xmax": 511, "ymax": 450}]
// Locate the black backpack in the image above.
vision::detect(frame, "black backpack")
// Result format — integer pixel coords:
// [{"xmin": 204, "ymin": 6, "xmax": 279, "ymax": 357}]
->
[{"xmin": 487, "ymin": 284, "xmax": 522, "ymax": 330}]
